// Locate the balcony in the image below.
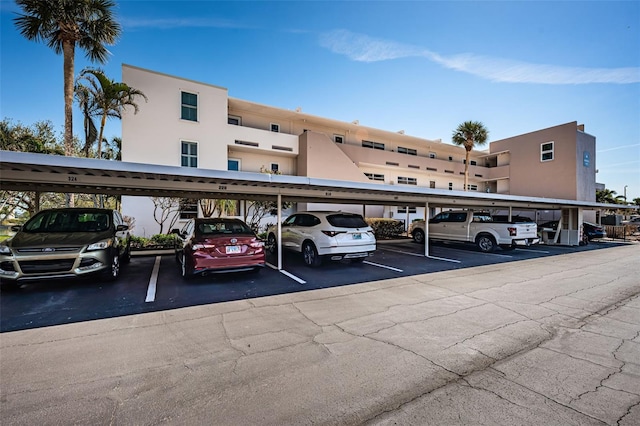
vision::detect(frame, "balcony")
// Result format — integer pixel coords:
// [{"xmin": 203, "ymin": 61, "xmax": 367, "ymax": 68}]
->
[{"xmin": 227, "ymin": 124, "xmax": 298, "ymax": 156}]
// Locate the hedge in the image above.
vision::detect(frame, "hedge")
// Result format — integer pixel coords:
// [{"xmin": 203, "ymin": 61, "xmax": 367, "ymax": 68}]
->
[{"xmin": 365, "ymin": 218, "xmax": 405, "ymax": 239}]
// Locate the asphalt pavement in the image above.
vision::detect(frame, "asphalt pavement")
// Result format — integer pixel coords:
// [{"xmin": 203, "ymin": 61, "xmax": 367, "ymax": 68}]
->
[{"xmin": 1, "ymin": 243, "xmax": 639, "ymax": 425}]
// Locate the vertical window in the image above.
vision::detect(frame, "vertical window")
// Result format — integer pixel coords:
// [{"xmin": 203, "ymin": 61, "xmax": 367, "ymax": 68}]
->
[
  {"xmin": 181, "ymin": 92, "xmax": 197, "ymax": 121},
  {"xmin": 228, "ymin": 115, "xmax": 241, "ymax": 125},
  {"xmin": 448, "ymin": 156, "xmax": 453, "ymax": 161},
  {"xmin": 429, "ymin": 181, "xmax": 436, "ymax": 189},
  {"xmin": 228, "ymin": 159, "xmax": 240, "ymax": 171},
  {"xmin": 428, "ymin": 152, "xmax": 436, "ymax": 159},
  {"xmin": 541, "ymin": 141, "xmax": 554, "ymax": 161},
  {"xmin": 270, "ymin": 123, "xmax": 280, "ymax": 132},
  {"xmin": 270, "ymin": 163, "xmax": 279, "ymax": 173},
  {"xmin": 448, "ymin": 182, "xmax": 453, "ymax": 191},
  {"xmin": 181, "ymin": 141, "xmax": 197, "ymax": 167},
  {"xmin": 334, "ymin": 135, "xmax": 344, "ymax": 144}
]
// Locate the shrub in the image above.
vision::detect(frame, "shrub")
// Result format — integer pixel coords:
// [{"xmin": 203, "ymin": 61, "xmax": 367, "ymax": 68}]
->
[
  {"xmin": 150, "ymin": 233, "xmax": 179, "ymax": 247},
  {"xmin": 365, "ymin": 218, "xmax": 405, "ymax": 239},
  {"xmin": 129, "ymin": 235, "xmax": 149, "ymax": 249}
]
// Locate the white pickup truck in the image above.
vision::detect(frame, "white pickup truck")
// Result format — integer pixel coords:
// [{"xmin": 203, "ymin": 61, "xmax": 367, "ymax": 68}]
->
[{"xmin": 409, "ymin": 210, "xmax": 540, "ymax": 252}]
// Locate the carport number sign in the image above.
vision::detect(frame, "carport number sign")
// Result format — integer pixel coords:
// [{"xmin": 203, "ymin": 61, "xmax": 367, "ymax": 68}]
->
[{"xmin": 68, "ymin": 176, "xmax": 77, "ymax": 182}]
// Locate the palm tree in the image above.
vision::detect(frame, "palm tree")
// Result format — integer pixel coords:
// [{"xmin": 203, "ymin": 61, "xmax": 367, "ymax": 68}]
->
[
  {"xmin": 596, "ymin": 188, "xmax": 618, "ymax": 204},
  {"xmin": 74, "ymin": 83, "xmax": 98, "ymax": 158},
  {"xmin": 76, "ymin": 68, "xmax": 147, "ymax": 158},
  {"xmin": 14, "ymin": 0, "xmax": 121, "ymax": 157},
  {"xmin": 452, "ymin": 121, "xmax": 489, "ymax": 191}
]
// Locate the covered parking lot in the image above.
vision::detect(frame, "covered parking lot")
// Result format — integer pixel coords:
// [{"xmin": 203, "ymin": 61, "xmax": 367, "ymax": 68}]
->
[{"xmin": 0, "ymin": 150, "xmax": 618, "ymax": 332}]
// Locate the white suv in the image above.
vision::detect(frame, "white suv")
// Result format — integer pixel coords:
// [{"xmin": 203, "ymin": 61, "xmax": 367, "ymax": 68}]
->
[{"xmin": 266, "ymin": 211, "xmax": 376, "ymax": 267}]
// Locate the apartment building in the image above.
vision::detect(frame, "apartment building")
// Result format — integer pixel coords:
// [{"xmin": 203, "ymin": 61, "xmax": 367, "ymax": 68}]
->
[{"xmin": 121, "ymin": 64, "xmax": 597, "ymax": 236}]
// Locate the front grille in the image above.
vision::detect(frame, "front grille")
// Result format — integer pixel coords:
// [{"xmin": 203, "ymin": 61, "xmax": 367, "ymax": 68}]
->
[
  {"xmin": 17, "ymin": 247, "xmax": 81, "ymax": 253},
  {"xmin": 18, "ymin": 259, "xmax": 75, "ymax": 274}
]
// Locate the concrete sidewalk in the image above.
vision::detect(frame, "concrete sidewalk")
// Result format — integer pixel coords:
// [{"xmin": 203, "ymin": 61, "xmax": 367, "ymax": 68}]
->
[{"xmin": 1, "ymin": 244, "xmax": 639, "ymax": 425}]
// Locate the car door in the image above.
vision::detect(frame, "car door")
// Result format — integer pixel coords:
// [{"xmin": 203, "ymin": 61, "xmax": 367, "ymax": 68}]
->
[
  {"xmin": 281, "ymin": 214, "xmax": 299, "ymax": 250},
  {"xmin": 428, "ymin": 212, "xmax": 450, "ymax": 240}
]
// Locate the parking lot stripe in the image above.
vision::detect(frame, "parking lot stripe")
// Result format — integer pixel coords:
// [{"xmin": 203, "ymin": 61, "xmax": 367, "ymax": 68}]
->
[
  {"xmin": 427, "ymin": 255, "xmax": 461, "ymax": 263},
  {"xmin": 145, "ymin": 256, "xmax": 161, "ymax": 303},
  {"xmin": 279, "ymin": 269, "xmax": 306, "ymax": 284},
  {"xmin": 380, "ymin": 247, "xmax": 427, "ymax": 257},
  {"xmin": 515, "ymin": 248, "xmax": 551, "ymax": 254},
  {"xmin": 363, "ymin": 261, "xmax": 403, "ymax": 272}
]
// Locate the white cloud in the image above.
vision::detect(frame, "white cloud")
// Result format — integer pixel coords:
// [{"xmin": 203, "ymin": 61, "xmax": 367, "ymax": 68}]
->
[{"xmin": 319, "ymin": 29, "xmax": 640, "ymax": 85}]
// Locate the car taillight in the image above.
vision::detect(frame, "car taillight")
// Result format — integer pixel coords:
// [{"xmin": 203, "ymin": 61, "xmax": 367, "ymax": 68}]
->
[
  {"xmin": 249, "ymin": 239, "xmax": 264, "ymax": 248},
  {"xmin": 321, "ymin": 230, "xmax": 346, "ymax": 237},
  {"xmin": 508, "ymin": 227, "xmax": 517, "ymax": 236}
]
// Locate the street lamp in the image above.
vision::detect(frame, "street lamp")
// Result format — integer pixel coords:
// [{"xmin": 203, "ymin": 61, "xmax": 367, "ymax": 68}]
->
[{"xmin": 624, "ymin": 185, "xmax": 628, "ymax": 202}]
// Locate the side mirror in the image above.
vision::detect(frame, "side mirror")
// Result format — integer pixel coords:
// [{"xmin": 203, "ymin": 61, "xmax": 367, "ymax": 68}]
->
[
  {"xmin": 10, "ymin": 225, "xmax": 22, "ymax": 232},
  {"xmin": 116, "ymin": 224, "xmax": 129, "ymax": 232}
]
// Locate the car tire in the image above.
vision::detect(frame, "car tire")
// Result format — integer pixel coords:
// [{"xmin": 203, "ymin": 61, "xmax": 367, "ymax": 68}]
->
[
  {"xmin": 104, "ymin": 250, "xmax": 120, "ymax": 281},
  {"xmin": 181, "ymin": 253, "xmax": 194, "ymax": 280},
  {"xmin": 267, "ymin": 233, "xmax": 277, "ymax": 255},
  {"xmin": 476, "ymin": 234, "xmax": 496, "ymax": 253},
  {"xmin": 302, "ymin": 242, "xmax": 322, "ymax": 267},
  {"xmin": 413, "ymin": 229, "xmax": 425, "ymax": 244}
]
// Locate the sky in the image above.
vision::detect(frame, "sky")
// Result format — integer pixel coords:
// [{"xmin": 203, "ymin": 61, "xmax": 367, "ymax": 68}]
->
[{"xmin": 1, "ymin": 0, "xmax": 639, "ymax": 201}]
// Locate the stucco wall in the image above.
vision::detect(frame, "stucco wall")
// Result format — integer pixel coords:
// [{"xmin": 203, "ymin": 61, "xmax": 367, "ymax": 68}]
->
[{"xmin": 490, "ymin": 122, "xmax": 579, "ymax": 199}]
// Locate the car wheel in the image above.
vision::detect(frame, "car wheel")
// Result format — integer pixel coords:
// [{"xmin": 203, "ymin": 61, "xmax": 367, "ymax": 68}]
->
[
  {"xmin": 181, "ymin": 253, "xmax": 193, "ymax": 280},
  {"xmin": 104, "ymin": 250, "xmax": 120, "ymax": 281},
  {"xmin": 476, "ymin": 234, "xmax": 496, "ymax": 253},
  {"xmin": 267, "ymin": 233, "xmax": 277, "ymax": 255},
  {"xmin": 302, "ymin": 242, "xmax": 322, "ymax": 267},
  {"xmin": 413, "ymin": 229, "xmax": 425, "ymax": 244}
]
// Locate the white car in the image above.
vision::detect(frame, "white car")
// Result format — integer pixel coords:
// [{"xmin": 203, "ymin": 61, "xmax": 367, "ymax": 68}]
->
[{"xmin": 266, "ymin": 211, "xmax": 376, "ymax": 267}]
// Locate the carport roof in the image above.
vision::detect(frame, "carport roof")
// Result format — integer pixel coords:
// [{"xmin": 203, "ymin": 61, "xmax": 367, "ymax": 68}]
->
[{"xmin": 0, "ymin": 150, "xmax": 615, "ymax": 210}]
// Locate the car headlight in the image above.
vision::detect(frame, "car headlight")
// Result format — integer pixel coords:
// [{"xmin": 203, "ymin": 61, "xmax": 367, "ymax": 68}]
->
[
  {"xmin": 0, "ymin": 245, "xmax": 11, "ymax": 255},
  {"xmin": 87, "ymin": 239, "xmax": 113, "ymax": 251}
]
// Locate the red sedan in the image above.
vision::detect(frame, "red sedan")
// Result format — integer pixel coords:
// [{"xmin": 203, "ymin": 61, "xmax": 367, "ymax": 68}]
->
[{"xmin": 173, "ymin": 218, "xmax": 265, "ymax": 279}]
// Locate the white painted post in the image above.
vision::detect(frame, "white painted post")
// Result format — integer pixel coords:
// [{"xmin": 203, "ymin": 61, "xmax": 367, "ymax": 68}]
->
[
  {"xmin": 425, "ymin": 201, "xmax": 429, "ymax": 257},
  {"xmin": 277, "ymin": 194, "xmax": 282, "ymax": 270}
]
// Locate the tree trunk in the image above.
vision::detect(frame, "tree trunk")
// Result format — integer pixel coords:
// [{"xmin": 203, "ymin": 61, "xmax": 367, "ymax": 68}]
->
[
  {"xmin": 63, "ymin": 40, "xmax": 75, "ymax": 207},
  {"xmin": 464, "ymin": 149, "xmax": 471, "ymax": 191}
]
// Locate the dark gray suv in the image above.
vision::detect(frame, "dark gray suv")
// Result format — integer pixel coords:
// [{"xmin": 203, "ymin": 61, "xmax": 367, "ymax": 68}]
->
[{"xmin": 0, "ymin": 208, "xmax": 131, "ymax": 288}]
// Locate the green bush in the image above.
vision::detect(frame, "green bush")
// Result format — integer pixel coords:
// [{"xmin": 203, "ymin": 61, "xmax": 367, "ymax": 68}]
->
[
  {"xmin": 129, "ymin": 235, "xmax": 150, "ymax": 249},
  {"xmin": 150, "ymin": 233, "xmax": 179, "ymax": 247},
  {"xmin": 365, "ymin": 218, "xmax": 405, "ymax": 239}
]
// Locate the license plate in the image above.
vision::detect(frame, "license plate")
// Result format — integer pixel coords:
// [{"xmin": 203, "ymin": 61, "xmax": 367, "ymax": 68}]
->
[
  {"xmin": 226, "ymin": 246, "xmax": 241, "ymax": 254},
  {"xmin": 352, "ymin": 233, "xmax": 362, "ymax": 240}
]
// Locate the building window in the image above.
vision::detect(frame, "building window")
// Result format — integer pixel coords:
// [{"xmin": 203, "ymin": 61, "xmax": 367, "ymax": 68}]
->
[
  {"xmin": 398, "ymin": 206, "xmax": 417, "ymax": 214},
  {"xmin": 334, "ymin": 135, "xmax": 344, "ymax": 144},
  {"xmin": 228, "ymin": 158, "xmax": 240, "ymax": 171},
  {"xmin": 448, "ymin": 156, "xmax": 453, "ymax": 161},
  {"xmin": 429, "ymin": 152, "xmax": 437, "ymax": 159},
  {"xmin": 181, "ymin": 141, "xmax": 197, "ymax": 167},
  {"xmin": 429, "ymin": 181, "xmax": 436, "ymax": 189},
  {"xmin": 467, "ymin": 184, "xmax": 478, "ymax": 191},
  {"xmin": 181, "ymin": 92, "xmax": 197, "ymax": 122},
  {"xmin": 464, "ymin": 159, "xmax": 477, "ymax": 165},
  {"xmin": 398, "ymin": 176, "xmax": 417, "ymax": 185},
  {"xmin": 179, "ymin": 198, "xmax": 198, "ymax": 220},
  {"xmin": 541, "ymin": 141, "xmax": 554, "ymax": 161},
  {"xmin": 364, "ymin": 173, "xmax": 385, "ymax": 181},
  {"xmin": 398, "ymin": 146, "xmax": 417, "ymax": 156},
  {"xmin": 228, "ymin": 115, "xmax": 241, "ymax": 125},
  {"xmin": 270, "ymin": 163, "xmax": 279, "ymax": 173},
  {"xmin": 270, "ymin": 123, "xmax": 280, "ymax": 132},
  {"xmin": 448, "ymin": 182, "xmax": 453, "ymax": 191},
  {"xmin": 362, "ymin": 140, "xmax": 385, "ymax": 150}
]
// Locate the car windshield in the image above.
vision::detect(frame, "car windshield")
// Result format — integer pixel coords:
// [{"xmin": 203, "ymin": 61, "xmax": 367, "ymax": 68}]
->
[
  {"xmin": 23, "ymin": 211, "xmax": 111, "ymax": 233},
  {"xmin": 197, "ymin": 221, "xmax": 253, "ymax": 235},
  {"xmin": 326, "ymin": 214, "xmax": 368, "ymax": 228}
]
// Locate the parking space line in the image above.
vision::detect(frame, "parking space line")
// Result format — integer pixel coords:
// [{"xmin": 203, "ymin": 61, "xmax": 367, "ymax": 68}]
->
[
  {"xmin": 145, "ymin": 256, "xmax": 161, "ymax": 303},
  {"xmin": 515, "ymin": 248, "xmax": 551, "ymax": 254},
  {"xmin": 363, "ymin": 261, "xmax": 403, "ymax": 272},
  {"xmin": 265, "ymin": 262, "xmax": 306, "ymax": 284},
  {"xmin": 380, "ymin": 247, "xmax": 427, "ymax": 257},
  {"xmin": 427, "ymin": 255, "xmax": 462, "ymax": 263}
]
